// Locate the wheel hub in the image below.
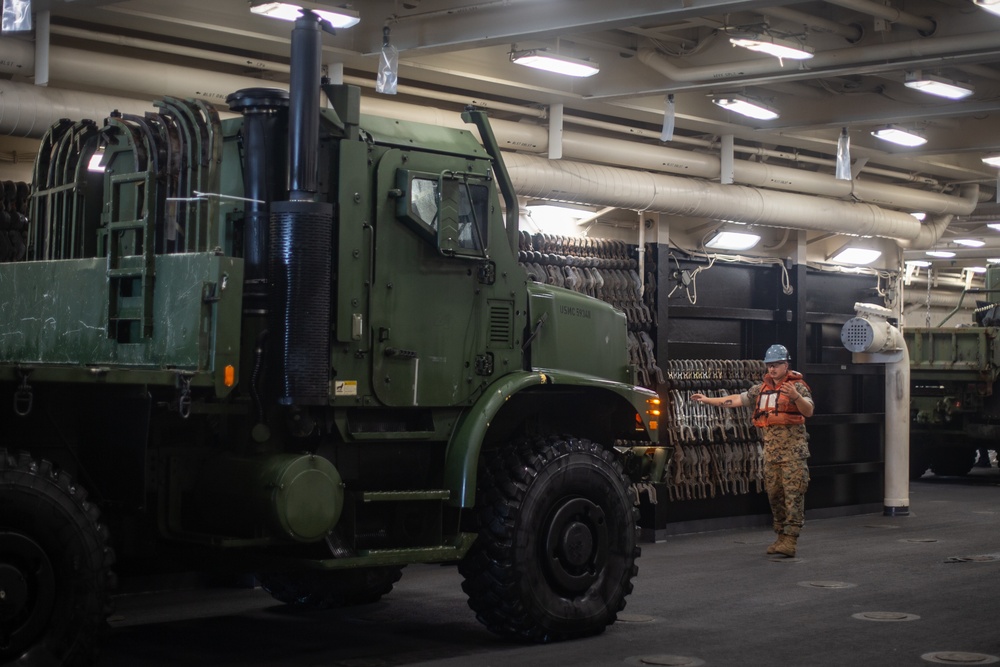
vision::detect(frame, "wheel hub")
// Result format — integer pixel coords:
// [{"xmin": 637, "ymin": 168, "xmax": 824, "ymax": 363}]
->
[
  {"xmin": 0, "ymin": 532, "xmax": 55, "ymax": 655},
  {"xmin": 544, "ymin": 497, "xmax": 609, "ymax": 595}
]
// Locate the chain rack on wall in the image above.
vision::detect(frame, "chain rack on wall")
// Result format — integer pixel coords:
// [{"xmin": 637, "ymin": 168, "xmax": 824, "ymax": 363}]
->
[
  {"xmin": 517, "ymin": 231, "xmax": 663, "ymax": 390},
  {"xmin": 663, "ymin": 359, "xmax": 766, "ymax": 501},
  {"xmin": 0, "ymin": 181, "xmax": 30, "ymax": 262}
]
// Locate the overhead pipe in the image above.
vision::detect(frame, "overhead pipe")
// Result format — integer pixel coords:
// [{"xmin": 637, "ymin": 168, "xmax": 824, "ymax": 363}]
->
[
  {"xmin": 47, "ymin": 24, "xmax": 548, "ymax": 119},
  {"xmin": 824, "ymin": 0, "xmax": 935, "ymax": 35},
  {"xmin": 502, "ymin": 151, "xmax": 928, "ymax": 242},
  {"xmin": 762, "ymin": 6, "xmax": 863, "ymax": 42},
  {"xmin": 636, "ymin": 30, "xmax": 1000, "ymax": 85},
  {"xmin": 360, "ymin": 96, "xmax": 979, "ymax": 216},
  {"xmin": 0, "ymin": 72, "xmax": 979, "ymax": 231},
  {"xmin": 0, "ymin": 77, "xmax": 964, "ymax": 247},
  {"xmin": 0, "ymin": 38, "xmax": 979, "ymax": 216},
  {"xmin": 559, "ymin": 114, "xmax": 937, "ymax": 185}
]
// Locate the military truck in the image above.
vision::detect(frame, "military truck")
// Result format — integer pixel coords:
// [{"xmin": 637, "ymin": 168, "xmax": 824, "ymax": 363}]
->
[
  {"xmin": 905, "ymin": 272, "xmax": 1000, "ymax": 477},
  {"xmin": 0, "ymin": 13, "xmax": 660, "ymax": 665}
]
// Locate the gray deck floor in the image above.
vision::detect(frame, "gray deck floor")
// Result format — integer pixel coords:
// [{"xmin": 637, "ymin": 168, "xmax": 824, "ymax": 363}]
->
[{"xmin": 99, "ymin": 468, "xmax": 1000, "ymax": 667}]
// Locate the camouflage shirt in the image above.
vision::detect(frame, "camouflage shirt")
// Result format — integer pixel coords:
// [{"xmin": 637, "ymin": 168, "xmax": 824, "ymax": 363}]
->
[{"xmin": 741, "ymin": 379, "xmax": 812, "ymax": 463}]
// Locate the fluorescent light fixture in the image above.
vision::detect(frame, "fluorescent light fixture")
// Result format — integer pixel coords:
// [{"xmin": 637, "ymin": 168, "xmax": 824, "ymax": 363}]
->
[
  {"xmin": 988, "ymin": 223, "xmax": 1000, "ymax": 232},
  {"xmin": 511, "ymin": 50, "xmax": 599, "ymax": 77},
  {"xmin": 983, "ymin": 154, "xmax": 1000, "ymax": 167},
  {"xmin": 830, "ymin": 246, "xmax": 881, "ymax": 265},
  {"xmin": 525, "ymin": 203, "xmax": 594, "ymax": 235},
  {"xmin": 730, "ymin": 35, "xmax": 814, "ymax": 61},
  {"xmin": 905, "ymin": 260, "xmax": 932, "ymax": 268},
  {"xmin": 904, "ymin": 72, "xmax": 974, "ymax": 100},
  {"xmin": 705, "ymin": 230, "xmax": 761, "ymax": 251},
  {"xmin": 988, "ymin": 258, "xmax": 1000, "ymax": 264},
  {"xmin": 249, "ymin": 2, "xmax": 361, "ymax": 27},
  {"xmin": 926, "ymin": 250, "xmax": 956, "ymax": 258},
  {"xmin": 910, "ymin": 212, "xmax": 926, "ymax": 221},
  {"xmin": 871, "ymin": 125, "xmax": 926, "ymax": 147},
  {"xmin": 967, "ymin": 266, "xmax": 988, "ymax": 274},
  {"xmin": 954, "ymin": 238, "xmax": 985, "ymax": 247},
  {"xmin": 973, "ymin": 0, "xmax": 1000, "ymax": 17},
  {"xmin": 713, "ymin": 95, "xmax": 779, "ymax": 120}
]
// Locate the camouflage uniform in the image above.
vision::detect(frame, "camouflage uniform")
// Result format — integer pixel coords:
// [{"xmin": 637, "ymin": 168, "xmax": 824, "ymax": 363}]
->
[{"xmin": 742, "ymin": 380, "xmax": 812, "ymax": 537}]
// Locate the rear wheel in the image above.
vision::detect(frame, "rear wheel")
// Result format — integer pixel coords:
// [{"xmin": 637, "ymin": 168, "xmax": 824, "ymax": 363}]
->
[
  {"xmin": 929, "ymin": 447, "xmax": 976, "ymax": 477},
  {"xmin": 0, "ymin": 449, "xmax": 114, "ymax": 666},
  {"xmin": 459, "ymin": 435, "xmax": 639, "ymax": 642},
  {"xmin": 256, "ymin": 567, "xmax": 403, "ymax": 609}
]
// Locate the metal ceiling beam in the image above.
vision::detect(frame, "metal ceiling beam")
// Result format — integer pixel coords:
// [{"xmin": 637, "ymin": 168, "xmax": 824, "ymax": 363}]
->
[{"xmin": 358, "ymin": 0, "xmax": 799, "ymax": 56}]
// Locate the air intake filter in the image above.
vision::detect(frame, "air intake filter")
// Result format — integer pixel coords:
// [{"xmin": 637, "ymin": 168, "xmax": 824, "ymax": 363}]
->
[{"xmin": 269, "ymin": 200, "xmax": 333, "ymax": 405}]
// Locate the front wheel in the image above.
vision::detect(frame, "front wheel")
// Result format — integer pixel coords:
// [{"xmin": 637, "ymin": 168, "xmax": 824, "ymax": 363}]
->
[
  {"xmin": 0, "ymin": 449, "xmax": 115, "ymax": 666},
  {"xmin": 459, "ymin": 435, "xmax": 639, "ymax": 642}
]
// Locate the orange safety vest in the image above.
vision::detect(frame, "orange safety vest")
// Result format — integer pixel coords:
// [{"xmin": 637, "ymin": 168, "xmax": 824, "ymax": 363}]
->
[{"xmin": 752, "ymin": 370, "xmax": 809, "ymax": 428}]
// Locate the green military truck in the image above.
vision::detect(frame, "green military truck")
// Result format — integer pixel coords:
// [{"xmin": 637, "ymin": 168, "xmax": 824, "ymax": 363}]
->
[
  {"xmin": 906, "ymin": 322, "xmax": 1000, "ymax": 477},
  {"xmin": 0, "ymin": 14, "xmax": 660, "ymax": 665},
  {"xmin": 905, "ymin": 268, "xmax": 1000, "ymax": 478}
]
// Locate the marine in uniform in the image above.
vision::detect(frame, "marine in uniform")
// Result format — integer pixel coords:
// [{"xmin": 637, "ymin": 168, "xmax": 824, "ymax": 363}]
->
[{"xmin": 690, "ymin": 344, "xmax": 814, "ymax": 557}]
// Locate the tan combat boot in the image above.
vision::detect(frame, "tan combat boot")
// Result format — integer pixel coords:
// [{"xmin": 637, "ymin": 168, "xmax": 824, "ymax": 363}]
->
[
  {"xmin": 766, "ymin": 533, "xmax": 782, "ymax": 554},
  {"xmin": 774, "ymin": 534, "xmax": 797, "ymax": 558}
]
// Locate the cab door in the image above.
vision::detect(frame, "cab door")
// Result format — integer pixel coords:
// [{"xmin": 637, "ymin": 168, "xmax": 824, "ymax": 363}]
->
[{"xmin": 370, "ymin": 149, "xmax": 492, "ymax": 407}]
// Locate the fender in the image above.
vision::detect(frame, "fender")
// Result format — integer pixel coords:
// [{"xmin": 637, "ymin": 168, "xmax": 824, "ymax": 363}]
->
[{"xmin": 444, "ymin": 370, "xmax": 659, "ymax": 507}]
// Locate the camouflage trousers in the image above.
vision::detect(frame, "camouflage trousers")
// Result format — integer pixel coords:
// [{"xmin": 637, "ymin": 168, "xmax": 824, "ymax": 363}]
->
[{"xmin": 764, "ymin": 459, "xmax": 810, "ymax": 537}]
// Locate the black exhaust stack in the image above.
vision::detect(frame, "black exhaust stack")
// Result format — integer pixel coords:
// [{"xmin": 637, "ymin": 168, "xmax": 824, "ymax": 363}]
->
[
  {"xmin": 226, "ymin": 87, "xmax": 289, "ymax": 312},
  {"xmin": 269, "ymin": 11, "xmax": 334, "ymax": 406}
]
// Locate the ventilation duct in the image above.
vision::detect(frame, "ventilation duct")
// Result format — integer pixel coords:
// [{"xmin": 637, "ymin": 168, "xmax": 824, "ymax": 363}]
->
[{"xmin": 502, "ymin": 152, "xmax": 956, "ymax": 245}]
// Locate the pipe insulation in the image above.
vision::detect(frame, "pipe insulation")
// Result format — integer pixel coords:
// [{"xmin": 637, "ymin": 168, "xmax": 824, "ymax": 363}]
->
[
  {"xmin": 0, "ymin": 40, "xmax": 980, "ymax": 217},
  {"xmin": 0, "ymin": 78, "xmax": 971, "ymax": 247},
  {"xmin": 503, "ymin": 152, "xmax": 930, "ymax": 241},
  {"xmin": 0, "ymin": 79, "xmax": 153, "ymax": 137},
  {"xmin": 360, "ymin": 97, "xmax": 980, "ymax": 217}
]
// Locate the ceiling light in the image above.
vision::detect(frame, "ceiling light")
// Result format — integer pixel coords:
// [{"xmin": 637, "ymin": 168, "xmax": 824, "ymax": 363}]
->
[
  {"xmin": 828, "ymin": 238, "xmax": 881, "ymax": 265},
  {"xmin": 988, "ymin": 258, "xmax": 1000, "ymax": 264},
  {"xmin": 871, "ymin": 125, "xmax": 926, "ymax": 147},
  {"xmin": 705, "ymin": 230, "xmax": 761, "ymax": 251},
  {"xmin": 983, "ymin": 154, "xmax": 1000, "ymax": 167},
  {"xmin": 910, "ymin": 212, "xmax": 926, "ymax": 221},
  {"xmin": 973, "ymin": 0, "xmax": 1000, "ymax": 17},
  {"xmin": 830, "ymin": 246, "xmax": 881, "ymax": 265},
  {"xmin": 905, "ymin": 260, "xmax": 932, "ymax": 268},
  {"xmin": 988, "ymin": 223, "xmax": 1000, "ymax": 232},
  {"xmin": 712, "ymin": 95, "xmax": 779, "ymax": 120},
  {"xmin": 510, "ymin": 49, "xmax": 599, "ymax": 77},
  {"xmin": 729, "ymin": 35, "xmax": 814, "ymax": 61},
  {"xmin": 954, "ymin": 238, "xmax": 985, "ymax": 247},
  {"xmin": 249, "ymin": 2, "xmax": 361, "ymax": 27},
  {"xmin": 904, "ymin": 72, "xmax": 974, "ymax": 100},
  {"xmin": 967, "ymin": 266, "xmax": 988, "ymax": 274},
  {"xmin": 926, "ymin": 250, "xmax": 956, "ymax": 258}
]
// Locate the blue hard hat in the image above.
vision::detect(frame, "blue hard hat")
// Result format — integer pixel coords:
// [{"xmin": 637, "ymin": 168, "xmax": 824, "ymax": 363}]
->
[{"xmin": 763, "ymin": 344, "xmax": 790, "ymax": 363}]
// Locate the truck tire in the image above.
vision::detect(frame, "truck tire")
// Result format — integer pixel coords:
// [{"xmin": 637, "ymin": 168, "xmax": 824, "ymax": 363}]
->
[
  {"xmin": 929, "ymin": 447, "xmax": 976, "ymax": 477},
  {"xmin": 0, "ymin": 449, "xmax": 115, "ymax": 667},
  {"xmin": 256, "ymin": 567, "xmax": 403, "ymax": 609},
  {"xmin": 459, "ymin": 435, "xmax": 639, "ymax": 642}
]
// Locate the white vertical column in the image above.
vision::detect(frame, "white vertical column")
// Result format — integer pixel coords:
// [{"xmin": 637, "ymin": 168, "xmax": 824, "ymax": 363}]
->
[{"xmin": 548, "ymin": 103, "xmax": 563, "ymax": 160}]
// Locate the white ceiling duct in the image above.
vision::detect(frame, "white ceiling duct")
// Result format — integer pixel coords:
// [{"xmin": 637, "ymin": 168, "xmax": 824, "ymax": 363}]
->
[
  {"xmin": 360, "ymin": 97, "xmax": 978, "ymax": 216},
  {"xmin": 502, "ymin": 151, "xmax": 945, "ymax": 244},
  {"xmin": 0, "ymin": 79, "xmax": 155, "ymax": 137},
  {"xmin": 0, "ymin": 38, "xmax": 976, "ymax": 248},
  {"xmin": 0, "ymin": 78, "xmax": 969, "ymax": 247},
  {"xmin": 0, "ymin": 38, "xmax": 980, "ymax": 218}
]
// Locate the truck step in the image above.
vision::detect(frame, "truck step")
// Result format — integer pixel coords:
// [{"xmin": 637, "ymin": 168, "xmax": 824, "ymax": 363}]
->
[{"xmin": 360, "ymin": 489, "xmax": 450, "ymax": 503}]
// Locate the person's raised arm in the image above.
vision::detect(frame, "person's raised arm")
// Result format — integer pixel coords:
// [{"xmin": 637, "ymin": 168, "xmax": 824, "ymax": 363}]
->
[{"xmin": 690, "ymin": 393, "xmax": 743, "ymax": 408}]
